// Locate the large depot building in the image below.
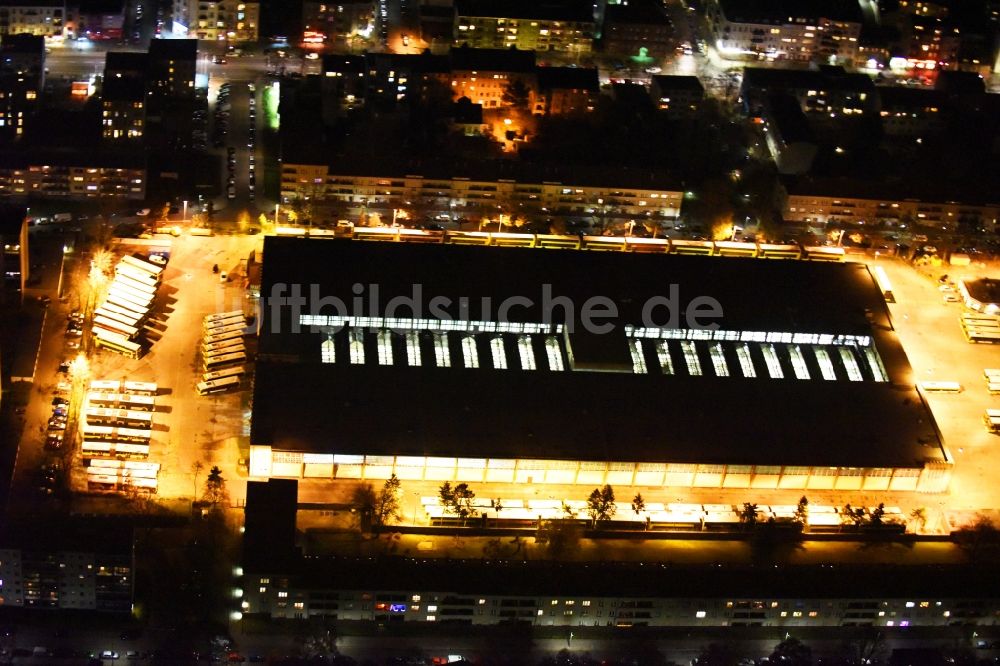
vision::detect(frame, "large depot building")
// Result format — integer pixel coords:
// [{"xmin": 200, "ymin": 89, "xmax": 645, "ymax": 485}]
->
[{"xmin": 249, "ymin": 237, "xmax": 951, "ymax": 493}]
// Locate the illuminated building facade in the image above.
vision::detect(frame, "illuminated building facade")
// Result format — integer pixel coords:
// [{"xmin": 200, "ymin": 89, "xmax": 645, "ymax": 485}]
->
[
  {"xmin": 454, "ymin": 0, "xmax": 595, "ymax": 54},
  {"xmin": 707, "ymin": 0, "xmax": 861, "ymax": 63},
  {"xmin": 0, "ymin": 0, "xmax": 65, "ymax": 38},
  {"xmin": 0, "ymin": 33, "xmax": 44, "ymax": 141},
  {"xmin": 601, "ymin": 0, "xmax": 674, "ymax": 61},
  {"xmin": 101, "ymin": 76, "xmax": 145, "ymax": 141},
  {"xmin": 302, "ymin": 0, "xmax": 375, "ymax": 44},
  {"xmin": 171, "ymin": 0, "xmax": 258, "ymax": 41},
  {"xmin": 0, "ymin": 153, "xmax": 146, "ymax": 200},
  {"xmin": 249, "ymin": 238, "xmax": 951, "ymax": 493}
]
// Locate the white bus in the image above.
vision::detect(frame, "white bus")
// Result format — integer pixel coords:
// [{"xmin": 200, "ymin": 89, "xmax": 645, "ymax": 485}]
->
[
  {"xmin": 94, "ymin": 315, "xmax": 140, "ymax": 340},
  {"xmin": 872, "ymin": 266, "xmax": 894, "ymax": 303},
  {"xmin": 95, "ymin": 308, "xmax": 141, "ymax": 329},
  {"xmin": 82, "ymin": 424, "xmax": 150, "ymax": 442},
  {"xmin": 920, "ymin": 381, "xmax": 962, "ymax": 393},
  {"xmin": 85, "ymin": 407, "xmax": 153, "ymax": 428},
  {"xmin": 89, "ymin": 380, "xmax": 121, "ymax": 392},
  {"xmin": 93, "ymin": 327, "xmax": 142, "ymax": 358},
  {"xmin": 105, "ymin": 296, "xmax": 149, "ymax": 319},
  {"xmin": 116, "ymin": 264, "xmax": 159, "ymax": 289},
  {"xmin": 88, "ymin": 458, "xmax": 160, "ymax": 472},
  {"xmin": 203, "ymin": 339, "xmax": 245, "ymax": 355},
  {"xmin": 203, "ymin": 364, "xmax": 245, "ymax": 382},
  {"xmin": 121, "ymin": 254, "xmax": 164, "ymax": 278},
  {"xmin": 114, "ymin": 270, "xmax": 158, "ymax": 295},
  {"xmin": 204, "ymin": 322, "xmax": 246, "ymax": 337},
  {"xmin": 203, "ymin": 329, "xmax": 244, "ymax": 346},
  {"xmin": 966, "ymin": 330, "xmax": 1000, "ymax": 344},
  {"xmin": 110, "ymin": 281, "xmax": 155, "ymax": 305},
  {"xmin": 118, "ymin": 394, "xmax": 155, "ymax": 411},
  {"xmin": 204, "ymin": 316, "xmax": 245, "ymax": 333},
  {"xmin": 204, "ymin": 351, "xmax": 246, "ymax": 371},
  {"xmin": 204, "ymin": 310, "xmax": 244, "ymax": 324},
  {"xmin": 102, "ymin": 301, "xmax": 147, "ymax": 323},
  {"xmin": 82, "ymin": 440, "xmax": 149, "ymax": 458},
  {"xmin": 984, "ymin": 409, "xmax": 1000, "ymax": 433},
  {"xmin": 87, "ymin": 392, "xmax": 154, "ymax": 411},
  {"xmin": 197, "ymin": 375, "xmax": 241, "ymax": 395},
  {"xmin": 123, "ymin": 381, "xmax": 158, "ymax": 396}
]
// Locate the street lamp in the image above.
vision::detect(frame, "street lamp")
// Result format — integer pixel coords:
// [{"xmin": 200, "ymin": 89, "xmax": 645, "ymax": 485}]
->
[
  {"xmin": 182, "ymin": 200, "xmax": 188, "ymax": 223},
  {"xmin": 274, "ymin": 203, "xmax": 280, "ymax": 226}
]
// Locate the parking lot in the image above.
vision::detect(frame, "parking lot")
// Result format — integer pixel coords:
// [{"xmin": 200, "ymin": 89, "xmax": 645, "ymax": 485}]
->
[
  {"xmin": 874, "ymin": 256, "xmax": 1000, "ymax": 523},
  {"xmin": 9, "ymin": 231, "xmax": 259, "ymax": 512}
]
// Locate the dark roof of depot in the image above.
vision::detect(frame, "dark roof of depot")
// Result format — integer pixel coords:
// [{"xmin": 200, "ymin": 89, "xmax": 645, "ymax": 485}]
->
[
  {"xmin": 251, "ymin": 238, "xmax": 945, "ymax": 470},
  {"xmin": 0, "ymin": 204, "xmax": 26, "ymax": 236},
  {"xmin": 243, "ymin": 479, "xmax": 299, "ymax": 570},
  {"xmin": 718, "ymin": 0, "xmax": 863, "ymax": 24},
  {"xmin": 449, "ymin": 46, "xmax": 536, "ymax": 73},
  {"xmin": 103, "ymin": 74, "xmax": 146, "ymax": 101},
  {"xmin": 651, "ymin": 74, "xmax": 705, "ymax": 93},
  {"xmin": 455, "ymin": 0, "xmax": 595, "ymax": 23},
  {"xmin": 536, "ymin": 66, "xmax": 599, "ymax": 92}
]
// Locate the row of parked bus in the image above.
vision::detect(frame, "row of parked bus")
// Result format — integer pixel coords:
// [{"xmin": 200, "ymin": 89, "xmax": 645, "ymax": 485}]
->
[
  {"xmin": 420, "ymin": 497, "xmax": 902, "ymax": 531},
  {"xmin": 196, "ymin": 311, "xmax": 249, "ymax": 395},
  {"xmin": 961, "ymin": 314, "xmax": 1000, "ymax": 345},
  {"xmin": 85, "ymin": 459, "xmax": 159, "ymax": 493},
  {"xmin": 83, "ymin": 380, "xmax": 159, "ymax": 459},
  {"xmin": 92, "ymin": 255, "xmax": 164, "ymax": 358}
]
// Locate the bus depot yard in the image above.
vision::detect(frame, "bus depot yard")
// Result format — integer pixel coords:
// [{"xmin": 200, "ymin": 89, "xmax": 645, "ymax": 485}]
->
[{"xmin": 9, "ymin": 229, "xmax": 1000, "ymax": 537}]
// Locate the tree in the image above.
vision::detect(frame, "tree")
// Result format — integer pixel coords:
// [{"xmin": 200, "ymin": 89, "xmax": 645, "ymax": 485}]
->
[
  {"xmin": 954, "ymin": 515, "xmax": 1000, "ymax": 562},
  {"xmin": 586, "ymin": 484, "xmax": 616, "ymax": 528},
  {"xmin": 203, "ymin": 465, "xmax": 227, "ymax": 506},
  {"xmin": 841, "ymin": 503, "xmax": 866, "ymax": 528},
  {"xmin": 491, "ymin": 497, "xmax": 503, "ymax": 518},
  {"xmin": 770, "ymin": 637, "xmax": 812, "ymax": 666},
  {"xmin": 870, "ymin": 503, "xmax": 885, "ymax": 526},
  {"xmin": 236, "ymin": 209, "xmax": 251, "ymax": 233},
  {"xmin": 910, "ymin": 507, "xmax": 928, "ymax": 532},
  {"xmin": 374, "ymin": 474, "xmax": 402, "ymax": 527},
  {"xmin": 739, "ymin": 502, "xmax": 759, "ymax": 527},
  {"xmin": 694, "ymin": 642, "xmax": 741, "ymax": 666},
  {"xmin": 351, "ymin": 483, "xmax": 378, "ymax": 529},
  {"xmin": 439, "ymin": 481, "xmax": 477, "ymax": 525},
  {"xmin": 795, "ymin": 496, "xmax": 809, "ymax": 525},
  {"xmin": 631, "ymin": 492, "xmax": 645, "ymax": 517},
  {"xmin": 501, "ymin": 78, "xmax": 531, "ymax": 112},
  {"xmin": 539, "ymin": 520, "xmax": 582, "ymax": 560},
  {"xmin": 191, "ymin": 460, "xmax": 204, "ymax": 500}
]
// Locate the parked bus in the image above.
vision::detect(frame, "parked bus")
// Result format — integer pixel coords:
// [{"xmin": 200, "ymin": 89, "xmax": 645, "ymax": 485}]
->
[
  {"xmin": 196, "ymin": 375, "xmax": 241, "ymax": 395},
  {"xmin": 123, "ymin": 381, "xmax": 158, "ymax": 396},
  {"xmin": 82, "ymin": 425, "xmax": 150, "ymax": 443},
  {"xmin": 203, "ymin": 339, "xmax": 245, "ymax": 355},
  {"xmin": 93, "ymin": 328, "xmax": 142, "ymax": 358},
  {"xmin": 105, "ymin": 296, "xmax": 149, "ymax": 319},
  {"xmin": 203, "ymin": 351, "xmax": 246, "ymax": 371},
  {"xmin": 984, "ymin": 409, "xmax": 1000, "ymax": 433},
  {"xmin": 202, "ymin": 365, "xmax": 245, "ymax": 383},
  {"xmin": 95, "ymin": 308, "xmax": 141, "ymax": 330},
  {"xmin": 82, "ymin": 440, "xmax": 149, "ymax": 458},
  {"xmin": 120, "ymin": 254, "xmax": 164, "ymax": 278},
  {"xmin": 116, "ymin": 264, "xmax": 159, "ymax": 289},
  {"xmin": 203, "ymin": 329, "xmax": 244, "ymax": 346},
  {"xmin": 204, "ymin": 310, "xmax": 244, "ymax": 325},
  {"xmin": 102, "ymin": 301, "xmax": 147, "ymax": 323},
  {"xmin": 94, "ymin": 315, "xmax": 139, "ymax": 340},
  {"xmin": 965, "ymin": 330, "xmax": 1000, "ymax": 344},
  {"xmin": 872, "ymin": 266, "xmax": 894, "ymax": 303},
  {"xmin": 117, "ymin": 394, "xmax": 155, "ymax": 411},
  {"xmin": 85, "ymin": 407, "xmax": 153, "ymax": 428},
  {"xmin": 203, "ymin": 316, "xmax": 245, "ymax": 333},
  {"xmin": 920, "ymin": 381, "xmax": 962, "ymax": 393},
  {"xmin": 109, "ymin": 281, "xmax": 155, "ymax": 306},
  {"xmin": 89, "ymin": 380, "xmax": 121, "ymax": 393},
  {"xmin": 114, "ymin": 271, "xmax": 158, "ymax": 295},
  {"xmin": 204, "ymin": 322, "xmax": 246, "ymax": 337}
]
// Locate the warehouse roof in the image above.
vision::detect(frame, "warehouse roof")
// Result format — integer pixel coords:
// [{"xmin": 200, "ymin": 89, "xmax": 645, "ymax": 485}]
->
[{"xmin": 250, "ymin": 238, "xmax": 945, "ymax": 469}]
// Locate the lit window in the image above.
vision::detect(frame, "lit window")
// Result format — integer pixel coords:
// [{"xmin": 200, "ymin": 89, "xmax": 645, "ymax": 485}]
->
[
  {"xmin": 479, "ymin": 599, "xmax": 486, "ymax": 605},
  {"xmin": 582, "ymin": 600, "xmax": 591, "ymax": 606},
  {"xmin": 787, "ymin": 345, "xmax": 810, "ymax": 379},
  {"xmin": 780, "ymin": 611, "xmax": 788, "ymax": 617},
  {"xmin": 349, "ymin": 329, "xmax": 365, "ymax": 364},
  {"xmin": 406, "ymin": 331, "xmax": 421, "ymax": 366},
  {"xmin": 735, "ymin": 343, "xmax": 756, "ymax": 378},
  {"xmin": 377, "ymin": 329, "xmax": 393, "ymax": 366},
  {"xmin": 813, "ymin": 346, "xmax": 837, "ymax": 380},
  {"xmin": 517, "ymin": 335, "xmax": 536, "ymax": 370},
  {"xmin": 680, "ymin": 340, "xmax": 702, "ymax": 376},
  {"xmin": 490, "ymin": 336, "xmax": 507, "ymax": 369},
  {"xmin": 839, "ymin": 347, "xmax": 863, "ymax": 381},
  {"xmin": 412, "ymin": 595, "xmax": 421, "ymax": 602},
  {"xmin": 462, "ymin": 336, "xmax": 479, "ymax": 368},
  {"xmin": 905, "ymin": 602, "xmax": 915, "ymax": 608},
  {"xmin": 259, "ymin": 587, "xmax": 266, "ymax": 593},
  {"xmin": 434, "ymin": 332, "xmax": 450, "ymax": 368},
  {"xmin": 808, "ymin": 611, "xmax": 818, "ymax": 617},
  {"xmin": 792, "ymin": 611, "xmax": 802, "ymax": 617},
  {"xmin": 709, "ymin": 343, "xmax": 729, "ymax": 377},
  {"xmin": 278, "ymin": 591, "xmax": 288, "ymax": 598},
  {"xmin": 551, "ymin": 600, "xmax": 559, "ymax": 606},
  {"xmin": 294, "ymin": 602, "xmax": 304, "ymax": 609},
  {"xmin": 695, "ymin": 611, "xmax": 706, "ymax": 618},
  {"xmin": 655, "ymin": 341, "xmax": 674, "ymax": 374},
  {"xmin": 321, "ymin": 337, "xmax": 335, "ymax": 363},
  {"xmin": 760, "ymin": 344, "xmax": 783, "ymax": 379},
  {"xmin": 427, "ymin": 605, "xmax": 438, "ymax": 612},
  {"xmin": 545, "ymin": 336, "xmax": 564, "ymax": 371}
]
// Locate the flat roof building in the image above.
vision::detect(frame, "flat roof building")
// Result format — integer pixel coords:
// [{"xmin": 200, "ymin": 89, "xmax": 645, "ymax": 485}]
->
[{"xmin": 249, "ymin": 237, "xmax": 950, "ymax": 492}]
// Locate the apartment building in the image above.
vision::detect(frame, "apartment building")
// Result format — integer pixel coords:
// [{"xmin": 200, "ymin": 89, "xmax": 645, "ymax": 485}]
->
[
  {"xmin": 69, "ymin": 0, "xmax": 126, "ymax": 40},
  {"xmin": 707, "ymin": 0, "xmax": 862, "ymax": 63},
  {"xmin": 279, "ymin": 161, "xmax": 683, "ymax": 220},
  {"xmin": 740, "ymin": 66, "xmax": 876, "ymax": 118},
  {"xmin": 0, "ymin": 33, "xmax": 44, "ymax": 141},
  {"xmin": 101, "ymin": 75, "xmax": 144, "ymax": 140},
  {"xmin": 0, "ymin": 521, "xmax": 134, "ymax": 612},
  {"xmin": 784, "ymin": 180, "xmax": 1000, "ymax": 229},
  {"xmin": 649, "ymin": 74, "xmax": 704, "ymax": 115},
  {"xmin": 601, "ymin": 0, "xmax": 674, "ymax": 60},
  {"xmin": 302, "ymin": 0, "xmax": 375, "ymax": 43},
  {"xmin": 0, "ymin": 0, "xmax": 65, "ymax": 38},
  {"xmin": 449, "ymin": 45, "xmax": 536, "ymax": 109},
  {"xmin": 454, "ymin": 0, "xmax": 595, "ymax": 54},
  {"xmin": 535, "ymin": 66, "xmax": 598, "ymax": 115},
  {"xmin": 0, "ymin": 151, "xmax": 146, "ymax": 200},
  {"xmin": 171, "ymin": 0, "xmax": 258, "ymax": 41}
]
